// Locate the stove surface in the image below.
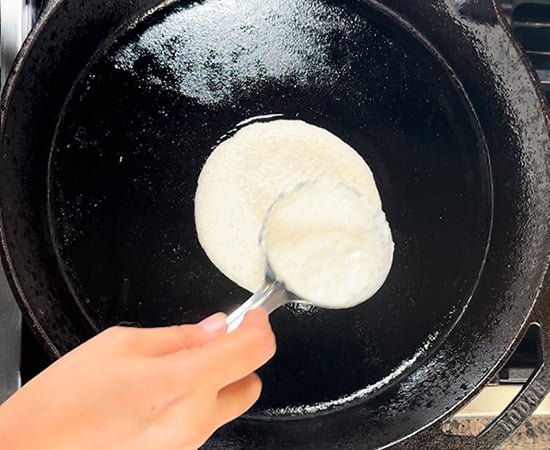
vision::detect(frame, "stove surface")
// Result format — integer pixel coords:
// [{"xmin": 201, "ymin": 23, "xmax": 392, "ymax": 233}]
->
[{"xmin": 500, "ymin": 0, "xmax": 550, "ymax": 102}]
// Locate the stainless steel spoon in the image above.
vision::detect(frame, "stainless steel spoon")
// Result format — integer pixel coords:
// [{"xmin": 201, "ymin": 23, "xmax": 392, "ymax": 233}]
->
[
  {"xmin": 226, "ymin": 264, "xmax": 294, "ymax": 332},
  {"xmin": 225, "ymin": 180, "xmax": 394, "ymax": 332}
]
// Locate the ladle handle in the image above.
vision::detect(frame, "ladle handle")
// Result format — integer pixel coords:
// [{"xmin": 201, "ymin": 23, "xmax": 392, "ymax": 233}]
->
[{"xmin": 226, "ymin": 281, "xmax": 288, "ymax": 332}]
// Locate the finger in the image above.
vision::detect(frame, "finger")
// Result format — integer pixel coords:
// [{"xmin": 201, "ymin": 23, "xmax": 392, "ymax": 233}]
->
[
  {"xmin": 159, "ymin": 373, "xmax": 263, "ymax": 449},
  {"xmin": 160, "ymin": 399, "xmax": 220, "ymax": 450},
  {"xmin": 214, "ymin": 373, "xmax": 263, "ymax": 427},
  {"xmin": 101, "ymin": 313, "xmax": 228, "ymax": 357},
  {"xmin": 171, "ymin": 309, "xmax": 276, "ymax": 388}
]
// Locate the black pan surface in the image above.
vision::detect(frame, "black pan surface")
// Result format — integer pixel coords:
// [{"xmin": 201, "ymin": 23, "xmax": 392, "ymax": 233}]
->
[
  {"xmin": 47, "ymin": 0, "xmax": 490, "ymax": 414},
  {"xmin": 2, "ymin": 0, "xmax": 550, "ymax": 448}
]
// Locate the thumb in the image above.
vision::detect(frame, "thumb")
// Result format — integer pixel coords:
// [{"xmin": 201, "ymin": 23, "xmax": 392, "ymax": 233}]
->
[
  {"xmin": 109, "ymin": 312, "xmax": 228, "ymax": 357},
  {"xmin": 195, "ymin": 312, "xmax": 229, "ymax": 339},
  {"xmin": 162, "ymin": 312, "xmax": 229, "ymax": 354}
]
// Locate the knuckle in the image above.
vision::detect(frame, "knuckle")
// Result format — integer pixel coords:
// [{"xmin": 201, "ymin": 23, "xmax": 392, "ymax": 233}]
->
[
  {"xmin": 98, "ymin": 325, "xmax": 149, "ymax": 350},
  {"xmin": 265, "ymin": 329, "xmax": 277, "ymax": 356},
  {"xmin": 241, "ymin": 328, "xmax": 265, "ymax": 352},
  {"xmin": 94, "ymin": 326, "xmax": 139, "ymax": 353},
  {"xmin": 251, "ymin": 326, "xmax": 276, "ymax": 359},
  {"xmin": 166, "ymin": 325, "xmax": 195, "ymax": 346},
  {"xmin": 233, "ymin": 375, "xmax": 263, "ymax": 417},
  {"xmin": 100, "ymin": 325, "xmax": 130, "ymax": 342},
  {"xmin": 247, "ymin": 374, "xmax": 263, "ymax": 399}
]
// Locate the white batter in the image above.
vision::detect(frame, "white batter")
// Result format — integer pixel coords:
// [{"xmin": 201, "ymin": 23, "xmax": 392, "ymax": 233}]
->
[
  {"xmin": 262, "ymin": 181, "xmax": 393, "ymax": 308},
  {"xmin": 195, "ymin": 118, "xmax": 385, "ymax": 293}
]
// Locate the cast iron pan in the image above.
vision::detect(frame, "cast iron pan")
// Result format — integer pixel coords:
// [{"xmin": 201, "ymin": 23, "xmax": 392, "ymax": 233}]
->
[{"xmin": 1, "ymin": 0, "xmax": 550, "ymax": 448}]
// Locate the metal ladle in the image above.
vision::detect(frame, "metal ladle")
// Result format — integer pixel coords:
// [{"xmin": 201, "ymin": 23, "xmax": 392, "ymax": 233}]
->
[
  {"xmin": 225, "ymin": 185, "xmax": 306, "ymax": 332},
  {"xmin": 225, "ymin": 180, "xmax": 394, "ymax": 332},
  {"xmin": 226, "ymin": 264, "xmax": 293, "ymax": 332},
  {"xmin": 225, "ymin": 183, "xmax": 312, "ymax": 332}
]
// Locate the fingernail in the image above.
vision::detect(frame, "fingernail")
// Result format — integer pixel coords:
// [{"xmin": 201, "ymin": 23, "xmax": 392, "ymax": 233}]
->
[{"xmin": 198, "ymin": 312, "xmax": 227, "ymax": 334}]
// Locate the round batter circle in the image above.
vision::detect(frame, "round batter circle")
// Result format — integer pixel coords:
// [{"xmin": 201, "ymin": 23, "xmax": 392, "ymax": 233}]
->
[{"xmin": 194, "ymin": 118, "xmax": 383, "ymax": 292}]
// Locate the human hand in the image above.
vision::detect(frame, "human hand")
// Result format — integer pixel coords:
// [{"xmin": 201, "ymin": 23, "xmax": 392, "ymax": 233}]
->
[{"xmin": 0, "ymin": 309, "xmax": 276, "ymax": 450}]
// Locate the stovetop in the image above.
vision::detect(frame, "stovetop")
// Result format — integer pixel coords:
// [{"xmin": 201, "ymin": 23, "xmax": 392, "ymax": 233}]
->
[
  {"xmin": 500, "ymin": 0, "xmax": 550, "ymax": 102},
  {"xmin": 1, "ymin": 0, "xmax": 550, "ymax": 407}
]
